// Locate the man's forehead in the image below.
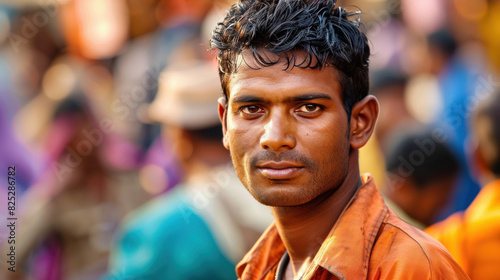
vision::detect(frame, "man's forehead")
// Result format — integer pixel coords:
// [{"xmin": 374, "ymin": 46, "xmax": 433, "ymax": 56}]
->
[{"xmin": 225, "ymin": 53, "xmax": 341, "ymax": 102}]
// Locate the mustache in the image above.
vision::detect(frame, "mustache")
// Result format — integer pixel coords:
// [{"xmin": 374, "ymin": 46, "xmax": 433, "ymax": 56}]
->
[{"xmin": 250, "ymin": 150, "xmax": 316, "ymax": 169}]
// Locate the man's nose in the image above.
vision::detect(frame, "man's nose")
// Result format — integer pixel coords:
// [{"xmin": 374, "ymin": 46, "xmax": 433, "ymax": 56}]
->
[{"xmin": 259, "ymin": 110, "xmax": 296, "ymax": 151}]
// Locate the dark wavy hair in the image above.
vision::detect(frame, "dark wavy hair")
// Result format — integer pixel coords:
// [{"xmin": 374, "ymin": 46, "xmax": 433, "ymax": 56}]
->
[{"xmin": 210, "ymin": 0, "xmax": 370, "ymax": 116}]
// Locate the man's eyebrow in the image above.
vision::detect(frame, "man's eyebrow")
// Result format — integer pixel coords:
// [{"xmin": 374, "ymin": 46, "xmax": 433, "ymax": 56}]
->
[
  {"xmin": 286, "ymin": 93, "xmax": 332, "ymax": 102},
  {"xmin": 231, "ymin": 93, "xmax": 332, "ymax": 104},
  {"xmin": 232, "ymin": 95, "xmax": 266, "ymax": 103}
]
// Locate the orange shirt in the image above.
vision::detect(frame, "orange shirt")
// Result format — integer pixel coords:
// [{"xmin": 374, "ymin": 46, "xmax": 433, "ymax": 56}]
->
[
  {"xmin": 237, "ymin": 174, "xmax": 469, "ymax": 280},
  {"xmin": 426, "ymin": 179, "xmax": 500, "ymax": 280}
]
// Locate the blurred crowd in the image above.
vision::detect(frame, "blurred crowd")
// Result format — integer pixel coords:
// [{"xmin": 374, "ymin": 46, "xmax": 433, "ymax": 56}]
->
[{"xmin": 0, "ymin": 0, "xmax": 499, "ymax": 279}]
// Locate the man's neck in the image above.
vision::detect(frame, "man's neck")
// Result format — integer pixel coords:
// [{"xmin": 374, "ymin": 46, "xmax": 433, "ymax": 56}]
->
[{"xmin": 271, "ymin": 152, "xmax": 362, "ymax": 279}]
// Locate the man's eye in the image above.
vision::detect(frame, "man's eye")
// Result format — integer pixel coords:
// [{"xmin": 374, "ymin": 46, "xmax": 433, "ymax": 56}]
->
[
  {"xmin": 297, "ymin": 104, "xmax": 322, "ymax": 113},
  {"xmin": 241, "ymin": 105, "xmax": 263, "ymax": 114}
]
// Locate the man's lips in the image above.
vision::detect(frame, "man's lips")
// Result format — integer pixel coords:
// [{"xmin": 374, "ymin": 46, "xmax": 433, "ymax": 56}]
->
[{"xmin": 256, "ymin": 162, "xmax": 304, "ymax": 180}]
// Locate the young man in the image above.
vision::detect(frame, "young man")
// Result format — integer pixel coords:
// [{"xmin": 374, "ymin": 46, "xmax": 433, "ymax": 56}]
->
[
  {"xmin": 426, "ymin": 91, "xmax": 500, "ymax": 280},
  {"xmin": 210, "ymin": 0, "xmax": 469, "ymax": 279}
]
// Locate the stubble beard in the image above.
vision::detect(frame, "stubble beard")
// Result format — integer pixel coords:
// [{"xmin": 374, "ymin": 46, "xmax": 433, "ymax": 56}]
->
[{"xmin": 229, "ymin": 143, "xmax": 351, "ymax": 208}]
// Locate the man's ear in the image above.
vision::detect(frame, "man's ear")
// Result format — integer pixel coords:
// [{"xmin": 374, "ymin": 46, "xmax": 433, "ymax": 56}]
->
[
  {"xmin": 349, "ymin": 95, "xmax": 379, "ymax": 149},
  {"xmin": 218, "ymin": 97, "xmax": 230, "ymax": 150}
]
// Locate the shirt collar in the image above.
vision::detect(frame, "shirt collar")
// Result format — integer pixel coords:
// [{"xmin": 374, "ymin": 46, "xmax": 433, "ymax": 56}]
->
[
  {"xmin": 237, "ymin": 174, "xmax": 388, "ymax": 280},
  {"xmin": 309, "ymin": 174, "xmax": 388, "ymax": 279}
]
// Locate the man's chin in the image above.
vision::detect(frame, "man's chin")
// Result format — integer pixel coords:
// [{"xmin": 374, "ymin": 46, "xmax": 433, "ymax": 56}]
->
[{"xmin": 251, "ymin": 191, "xmax": 313, "ymax": 208}]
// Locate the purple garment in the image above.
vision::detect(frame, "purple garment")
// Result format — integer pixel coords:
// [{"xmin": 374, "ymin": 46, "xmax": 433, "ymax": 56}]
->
[{"xmin": 0, "ymin": 59, "xmax": 40, "ymax": 248}]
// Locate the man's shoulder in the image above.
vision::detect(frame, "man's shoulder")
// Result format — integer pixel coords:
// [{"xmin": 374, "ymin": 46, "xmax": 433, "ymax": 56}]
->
[
  {"xmin": 377, "ymin": 213, "xmax": 451, "ymax": 260},
  {"xmin": 368, "ymin": 210, "xmax": 469, "ymax": 279}
]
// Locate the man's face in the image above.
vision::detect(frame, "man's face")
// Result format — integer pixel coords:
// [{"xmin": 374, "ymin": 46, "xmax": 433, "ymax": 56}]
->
[{"xmin": 219, "ymin": 52, "xmax": 352, "ymax": 207}]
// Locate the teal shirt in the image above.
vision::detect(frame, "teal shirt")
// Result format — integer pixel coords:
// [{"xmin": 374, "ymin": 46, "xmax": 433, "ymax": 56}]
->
[{"xmin": 105, "ymin": 189, "xmax": 236, "ymax": 280}]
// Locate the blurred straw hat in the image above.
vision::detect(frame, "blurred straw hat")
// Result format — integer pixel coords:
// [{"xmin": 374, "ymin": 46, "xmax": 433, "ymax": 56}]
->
[{"xmin": 148, "ymin": 61, "xmax": 222, "ymax": 129}]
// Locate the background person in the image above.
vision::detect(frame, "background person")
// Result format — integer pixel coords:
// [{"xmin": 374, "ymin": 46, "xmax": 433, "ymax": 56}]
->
[
  {"xmin": 2, "ymin": 95, "xmax": 149, "ymax": 280},
  {"xmin": 382, "ymin": 127, "xmax": 460, "ymax": 229},
  {"xmin": 426, "ymin": 90, "xmax": 500, "ymax": 280}
]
